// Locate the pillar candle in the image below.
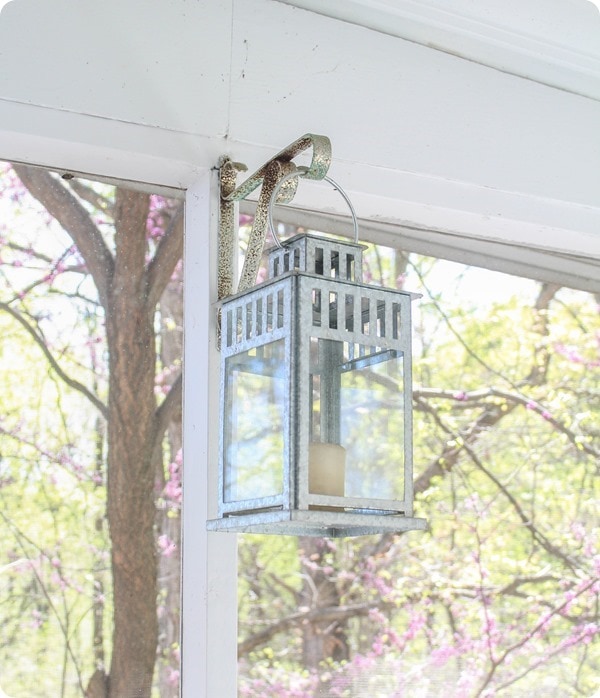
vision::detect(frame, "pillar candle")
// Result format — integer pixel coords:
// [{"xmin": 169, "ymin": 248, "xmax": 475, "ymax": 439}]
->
[{"xmin": 309, "ymin": 442, "xmax": 346, "ymax": 497}]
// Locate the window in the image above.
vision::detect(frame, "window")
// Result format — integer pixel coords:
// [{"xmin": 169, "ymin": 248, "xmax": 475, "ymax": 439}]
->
[
  {"xmin": 237, "ymin": 221, "xmax": 599, "ymax": 696},
  {"xmin": 0, "ymin": 162, "xmax": 183, "ymax": 696}
]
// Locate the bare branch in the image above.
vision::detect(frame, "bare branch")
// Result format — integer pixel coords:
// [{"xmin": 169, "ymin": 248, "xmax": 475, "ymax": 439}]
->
[
  {"xmin": 3, "ymin": 240, "xmax": 53, "ymax": 264},
  {"xmin": 410, "ymin": 261, "xmax": 524, "ymax": 391},
  {"xmin": 12, "ymin": 165, "xmax": 114, "ymax": 308},
  {"xmin": 152, "ymin": 372, "xmax": 182, "ymax": 456},
  {"xmin": 414, "ymin": 387, "xmax": 600, "ymax": 460},
  {"xmin": 238, "ymin": 602, "xmax": 379, "ymax": 657},
  {"xmin": 498, "ymin": 575, "xmax": 560, "ymax": 596},
  {"xmin": 0, "ymin": 301, "xmax": 107, "ymax": 417},
  {"xmin": 415, "ymin": 396, "xmax": 580, "ymax": 570},
  {"xmin": 414, "ymin": 396, "xmax": 516, "ymax": 495},
  {"xmin": 66, "ymin": 179, "xmax": 114, "ymax": 216},
  {"xmin": 146, "ymin": 205, "xmax": 183, "ymax": 309},
  {"xmin": 535, "ymin": 282, "xmax": 561, "ymax": 311},
  {"xmin": 0, "ymin": 507, "xmax": 87, "ymax": 695},
  {"xmin": 460, "ymin": 438, "xmax": 579, "ymax": 572},
  {"xmin": 474, "ymin": 578, "xmax": 596, "ymax": 696},
  {"xmin": 414, "ymin": 279, "xmax": 595, "ymax": 496}
]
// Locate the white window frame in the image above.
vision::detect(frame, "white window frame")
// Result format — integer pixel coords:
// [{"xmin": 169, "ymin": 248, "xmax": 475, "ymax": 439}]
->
[{"xmin": 182, "ymin": 171, "xmax": 238, "ymax": 697}]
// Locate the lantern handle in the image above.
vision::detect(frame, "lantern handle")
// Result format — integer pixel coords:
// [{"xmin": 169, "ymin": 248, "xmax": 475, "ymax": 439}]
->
[{"xmin": 267, "ymin": 167, "xmax": 360, "ymax": 249}]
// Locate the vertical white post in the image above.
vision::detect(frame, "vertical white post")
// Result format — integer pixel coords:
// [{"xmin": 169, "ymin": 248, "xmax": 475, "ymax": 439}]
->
[{"xmin": 182, "ymin": 169, "xmax": 238, "ymax": 697}]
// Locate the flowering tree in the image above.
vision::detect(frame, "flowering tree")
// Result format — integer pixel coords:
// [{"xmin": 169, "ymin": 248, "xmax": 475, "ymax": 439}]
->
[
  {"xmin": 0, "ymin": 163, "xmax": 182, "ymax": 697},
  {"xmin": 237, "ymin": 249, "xmax": 599, "ymax": 696},
  {"xmin": 1, "ymin": 166, "xmax": 597, "ymax": 697}
]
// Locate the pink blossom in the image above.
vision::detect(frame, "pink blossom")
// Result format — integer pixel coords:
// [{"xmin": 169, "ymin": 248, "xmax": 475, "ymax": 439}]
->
[
  {"xmin": 371, "ymin": 637, "xmax": 384, "ymax": 655},
  {"xmin": 164, "ymin": 479, "xmax": 182, "ymax": 504},
  {"xmin": 564, "ymin": 590, "xmax": 576, "ymax": 613},
  {"xmin": 581, "ymin": 623, "xmax": 599, "ymax": 644},
  {"xmin": 555, "ymin": 343, "xmax": 584, "ymax": 363},
  {"xmin": 163, "ymin": 455, "xmax": 182, "ymax": 505},
  {"xmin": 158, "ymin": 534, "xmax": 177, "ymax": 557},
  {"xmin": 431, "ymin": 644, "xmax": 456, "ymax": 667},
  {"xmin": 403, "ymin": 613, "xmax": 426, "ymax": 641},
  {"xmin": 351, "ymin": 653, "xmax": 375, "ymax": 671},
  {"xmin": 368, "ymin": 607, "xmax": 386, "ymax": 625},
  {"xmin": 30, "ymin": 609, "xmax": 43, "ymax": 629},
  {"xmin": 167, "ymin": 668, "xmax": 180, "ymax": 686}
]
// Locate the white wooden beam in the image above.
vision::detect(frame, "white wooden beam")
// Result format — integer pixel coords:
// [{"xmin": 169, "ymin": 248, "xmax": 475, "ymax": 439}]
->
[
  {"xmin": 182, "ymin": 170, "xmax": 238, "ymax": 698},
  {"xmin": 277, "ymin": 0, "xmax": 600, "ymax": 101}
]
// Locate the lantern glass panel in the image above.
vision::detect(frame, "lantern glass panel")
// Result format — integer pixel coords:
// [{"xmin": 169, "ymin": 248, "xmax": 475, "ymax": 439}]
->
[
  {"xmin": 309, "ymin": 337, "xmax": 405, "ymax": 502},
  {"xmin": 223, "ymin": 339, "xmax": 286, "ymax": 503}
]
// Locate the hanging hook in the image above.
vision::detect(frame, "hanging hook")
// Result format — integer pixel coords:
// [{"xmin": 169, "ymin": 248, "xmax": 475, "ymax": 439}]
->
[
  {"xmin": 218, "ymin": 134, "xmax": 332, "ymax": 299},
  {"xmin": 267, "ymin": 168, "xmax": 360, "ymax": 249}
]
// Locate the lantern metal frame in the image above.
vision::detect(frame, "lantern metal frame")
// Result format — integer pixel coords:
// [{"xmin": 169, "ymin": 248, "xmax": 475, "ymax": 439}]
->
[{"xmin": 207, "ymin": 134, "xmax": 427, "ymax": 537}]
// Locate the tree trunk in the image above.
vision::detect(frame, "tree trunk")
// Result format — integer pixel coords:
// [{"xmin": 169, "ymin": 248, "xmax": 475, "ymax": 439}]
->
[
  {"xmin": 12, "ymin": 168, "xmax": 184, "ymax": 697},
  {"xmin": 299, "ymin": 537, "xmax": 349, "ymax": 670},
  {"xmin": 105, "ymin": 190, "xmax": 158, "ymax": 697}
]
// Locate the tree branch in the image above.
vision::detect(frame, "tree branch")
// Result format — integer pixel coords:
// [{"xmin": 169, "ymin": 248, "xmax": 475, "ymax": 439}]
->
[
  {"xmin": 413, "ymin": 387, "xmax": 600, "ymax": 459},
  {"xmin": 3, "ymin": 240, "xmax": 53, "ymax": 264},
  {"xmin": 238, "ymin": 602, "xmax": 379, "ymax": 657},
  {"xmin": 498, "ymin": 575, "xmax": 560, "ymax": 597},
  {"xmin": 460, "ymin": 438, "xmax": 579, "ymax": 572},
  {"xmin": 152, "ymin": 372, "xmax": 182, "ymax": 455},
  {"xmin": 66, "ymin": 179, "xmax": 114, "ymax": 216},
  {"xmin": 0, "ymin": 301, "xmax": 107, "ymax": 417},
  {"xmin": 146, "ymin": 205, "xmax": 183, "ymax": 309},
  {"xmin": 474, "ymin": 578, "xmax": 596, "ymax": 696},
  {"xmin": 413, "ymin": 397, "xmax": 517, "ymax": 495},
  {"xmin": 0, "ymin": 507, "xmax": 87, "ymax": 695},
  {"xmin": 12, "ymin": 165, "xmax": 114, "ymax": 309}
]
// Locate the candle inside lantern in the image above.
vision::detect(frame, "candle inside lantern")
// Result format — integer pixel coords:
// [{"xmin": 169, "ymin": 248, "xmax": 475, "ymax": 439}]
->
[{"xmin": 309, "ymin": 442, "xmax": 346, "ymax": 498}]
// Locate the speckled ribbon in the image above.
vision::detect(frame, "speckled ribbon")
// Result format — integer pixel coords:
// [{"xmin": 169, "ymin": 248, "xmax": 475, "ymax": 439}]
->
[{"xmin": 218, "ymin": 134, "xmax": 332, "ymax": 300}]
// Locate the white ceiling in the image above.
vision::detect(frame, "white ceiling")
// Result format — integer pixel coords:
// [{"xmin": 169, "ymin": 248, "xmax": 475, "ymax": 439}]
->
[
  {"xmin": 0, "ymin": 0, "xmax": 598, "ymax": 266},
  {"xmin": 280, "ymin": 0, "xmax": 600, "ymax": 100}
]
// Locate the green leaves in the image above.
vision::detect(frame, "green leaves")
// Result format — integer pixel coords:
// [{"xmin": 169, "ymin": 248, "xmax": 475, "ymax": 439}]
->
[{"xmin": 238, "ymin": 247, "xmax": 600, "ymax": 696}]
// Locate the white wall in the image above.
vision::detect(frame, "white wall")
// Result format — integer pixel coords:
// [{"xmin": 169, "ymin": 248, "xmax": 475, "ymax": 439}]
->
[{"xmin": 0, "ymin": 0, "xmax": 598, "ymax": 256}]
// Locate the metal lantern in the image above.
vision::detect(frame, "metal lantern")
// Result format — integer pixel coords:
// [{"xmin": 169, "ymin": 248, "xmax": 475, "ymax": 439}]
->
[{"xmin": 207, "ymin": 163, "xmax": 426, "ymax": 537}]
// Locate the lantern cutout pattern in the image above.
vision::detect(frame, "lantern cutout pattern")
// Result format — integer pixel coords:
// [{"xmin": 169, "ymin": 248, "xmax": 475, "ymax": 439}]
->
[{"xmin": 208, "ymin": 181, "xmax": 426, "ymax": 537}]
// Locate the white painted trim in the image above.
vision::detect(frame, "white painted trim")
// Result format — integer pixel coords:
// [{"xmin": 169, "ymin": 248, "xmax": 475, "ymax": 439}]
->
[
  {"xmin": 0, "ymin": 98, "xmax": 220, "ymax": 190},
  {"xmin": 182, "ymin": 171, "xmax": 238, "ymax": 698},
  {"xmin": 254, "ymin": 202, "xmax": 600, "ymax": 293},
  {"xmin": 278, "ymin": 0, "xmax": 600, "ymax": 101},
  {"xmin": 246, "ymin": 164, "xmax": 600, "ymax": 261},
  {"xmin": 1, "ymin": 98, "xmax": 598, "ymax": 262}
]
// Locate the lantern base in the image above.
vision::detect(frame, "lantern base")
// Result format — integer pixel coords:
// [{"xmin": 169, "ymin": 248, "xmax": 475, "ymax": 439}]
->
[{"xmin": 207, "ymin": 510, "xmax": 427, "ymax": 537}]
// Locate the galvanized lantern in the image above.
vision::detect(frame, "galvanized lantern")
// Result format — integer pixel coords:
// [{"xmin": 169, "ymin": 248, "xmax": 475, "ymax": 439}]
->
[{"xmin": 207, "ymin": 163, "xmax": 426, "ymax": 537}]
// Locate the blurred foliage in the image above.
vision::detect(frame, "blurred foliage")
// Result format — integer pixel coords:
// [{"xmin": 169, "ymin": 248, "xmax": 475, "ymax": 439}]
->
[{"xmin": 238, "ymin": 242, "xmax": 599, "ymax": 697}]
